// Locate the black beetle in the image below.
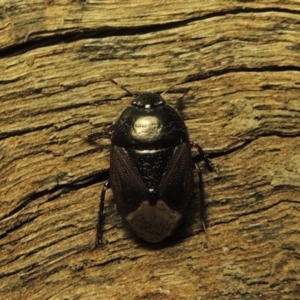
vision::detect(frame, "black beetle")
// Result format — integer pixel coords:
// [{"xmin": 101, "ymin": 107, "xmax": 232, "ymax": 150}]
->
[{"xmin": 88, "ymin": 80, "xmax": 214, "ymax": 246}]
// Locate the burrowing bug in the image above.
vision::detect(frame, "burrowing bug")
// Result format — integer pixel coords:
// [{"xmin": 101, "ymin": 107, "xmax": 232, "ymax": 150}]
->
[{"xmin": 88, "ymin": 80, "xmax": 214, "ymax": 246}]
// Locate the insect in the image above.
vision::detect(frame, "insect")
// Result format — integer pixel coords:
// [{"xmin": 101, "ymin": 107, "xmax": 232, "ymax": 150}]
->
[{"xmin": 88, "ymin": 80, "xmax": 214, "ymax": 246}]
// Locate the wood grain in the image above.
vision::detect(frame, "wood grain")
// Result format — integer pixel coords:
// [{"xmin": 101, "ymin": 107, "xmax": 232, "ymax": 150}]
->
[{"xmin": 0, "ymin": 1, "xmax": 299, "ymax": 299}]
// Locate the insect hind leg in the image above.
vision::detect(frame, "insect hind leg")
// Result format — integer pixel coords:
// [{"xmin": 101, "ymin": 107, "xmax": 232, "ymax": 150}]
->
[
  {"xmin": 193, "ymin": 161, "xmax": 208, "ymax": 233},
  {"xmin": 96, "ymin": 180, "xmax": 110, "ymax": 247},
  {"xmin": 191, "ymin": 142, "xmax": 215, "ymax": 236}
]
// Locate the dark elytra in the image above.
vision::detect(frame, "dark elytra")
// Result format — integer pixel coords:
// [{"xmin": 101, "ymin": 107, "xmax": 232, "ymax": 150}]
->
[{"xmin": 88, "ymin": 81, "xmax": 214, "ymax": 246}]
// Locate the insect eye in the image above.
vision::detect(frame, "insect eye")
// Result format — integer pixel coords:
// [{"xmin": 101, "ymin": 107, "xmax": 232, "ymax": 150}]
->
[
  {"xmin": 131, "ymin": 93, "xmax": 166, "ymax": 108},
  {"xmin": 155, "ymin": 99, "xmax": 165, "ymax": 106}
]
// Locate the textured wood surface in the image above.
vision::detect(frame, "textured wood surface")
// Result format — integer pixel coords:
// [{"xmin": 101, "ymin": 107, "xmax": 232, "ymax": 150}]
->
[{"xmin": 1, "ymin": 1, "xmax": 300, "ymax": 299}]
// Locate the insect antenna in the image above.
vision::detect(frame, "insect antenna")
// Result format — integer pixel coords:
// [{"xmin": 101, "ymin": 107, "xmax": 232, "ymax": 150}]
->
[
  {"xmin": 161, "ymin": 77, "xmax": 187, "ymax": 96},
  {"xmin": 109, "ymin": 79, "xmax": 134, "ymax": 96}
]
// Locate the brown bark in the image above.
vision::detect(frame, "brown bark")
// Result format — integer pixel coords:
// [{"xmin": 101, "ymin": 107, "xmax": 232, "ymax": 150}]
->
[{"xmin": 0, "ymin": 1, "xmax": 299, "ymax": 299}]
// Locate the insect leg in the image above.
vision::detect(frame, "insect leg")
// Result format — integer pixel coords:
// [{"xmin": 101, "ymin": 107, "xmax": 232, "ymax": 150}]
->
[
  {"xmin": 96, "ymin": 180, "xmax": 110, "ymax": 247},
  {"xmin": 87, "ymin": 126, "xmax": 114, "ymax": 152},
  {"xmin": 87, "ymin": 131, "xmax": 111, "ymax": 144},
  {"xmin": 193, "ymin": 161, "xmax": 208, "ymax": 233},
  {"xmin": 191, "ymin": 141, "xmax": 214, "ymax": 172}
]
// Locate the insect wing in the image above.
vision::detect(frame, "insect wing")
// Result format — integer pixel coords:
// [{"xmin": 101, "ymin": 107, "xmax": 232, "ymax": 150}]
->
[
  {"xmin": 110, "ymin": 146, "xmax": 148, "ymax": 217},
  {"xmin": 109, "ymin": 143, "xmax": 194, "ymax": 242},
  {"xmin": 158, "ymin": 143, "xmax": 194, "ymax": 213}
]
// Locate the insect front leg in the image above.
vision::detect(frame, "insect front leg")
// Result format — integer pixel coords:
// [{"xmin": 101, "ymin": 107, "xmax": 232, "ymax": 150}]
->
[
  {"xmin": 87, "ymin": 129, "xmax": 112, "ymax": 147},
  {"xmin": 96, "ymin": 180, "xmax": 110, "ymax": 247}
]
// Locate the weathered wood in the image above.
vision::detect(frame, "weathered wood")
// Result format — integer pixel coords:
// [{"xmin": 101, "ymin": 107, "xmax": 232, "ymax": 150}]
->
[{"xmin": 0, "ymin": 1, "xmax": 300, "ymax": 299}]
